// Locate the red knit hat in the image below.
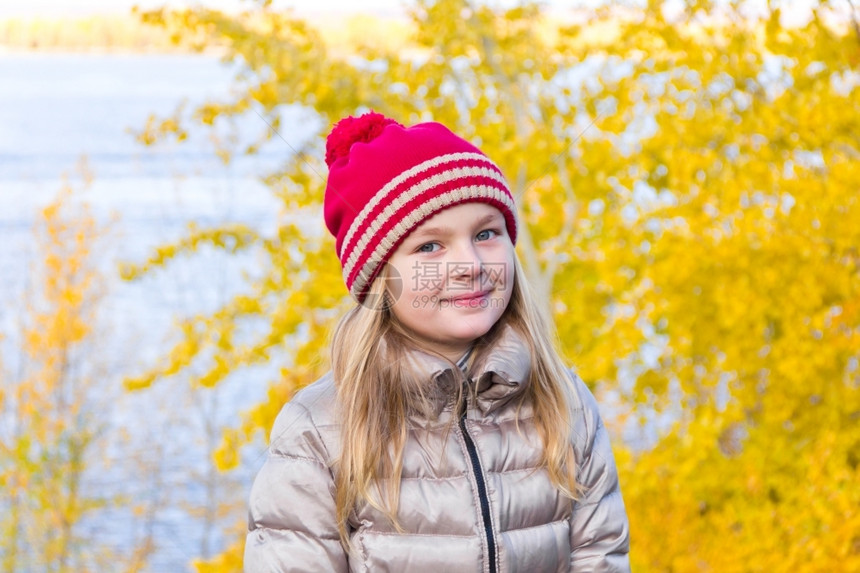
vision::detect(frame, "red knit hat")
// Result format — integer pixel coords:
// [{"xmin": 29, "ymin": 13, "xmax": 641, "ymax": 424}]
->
[{"xmin": 324, "ymin": 111, "xmax": 518, "ymax": 302}]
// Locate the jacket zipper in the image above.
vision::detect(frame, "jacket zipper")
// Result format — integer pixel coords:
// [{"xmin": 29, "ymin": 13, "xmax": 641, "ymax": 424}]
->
[{"xmin": 459, "ymin": 403, "xmax": 497, "ymax": 573}]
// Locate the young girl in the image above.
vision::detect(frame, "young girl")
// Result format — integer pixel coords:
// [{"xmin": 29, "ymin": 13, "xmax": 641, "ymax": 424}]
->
[{"xmin": 245, "ymin": 112, "xmax": 630, "ymax": 572}]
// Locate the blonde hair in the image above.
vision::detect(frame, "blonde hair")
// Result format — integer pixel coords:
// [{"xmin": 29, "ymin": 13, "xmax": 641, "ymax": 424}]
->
[{"xmin": 330, "ymin": 253, "xmax": 581, "ymax": 547}]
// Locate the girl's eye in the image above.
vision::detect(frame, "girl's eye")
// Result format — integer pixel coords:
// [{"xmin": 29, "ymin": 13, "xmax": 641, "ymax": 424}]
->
[
  {"xmin": 417, "ymin": 242, "xmax": 440, "ymax": 253},
  {"xmin": 476, "ymin": 229, "xmax": 500, "ymax": 241}
]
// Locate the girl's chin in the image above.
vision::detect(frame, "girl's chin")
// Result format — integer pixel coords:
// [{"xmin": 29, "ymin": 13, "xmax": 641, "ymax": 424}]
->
[{"xmin": 437, "ymin": 322, "xmax": 497, "ymax": 343}]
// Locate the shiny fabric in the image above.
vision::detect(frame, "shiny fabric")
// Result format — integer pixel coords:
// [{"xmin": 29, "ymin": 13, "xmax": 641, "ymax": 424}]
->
[{"xmin": 245, "ymin": 326, "xmax": 630, "ymax": 572}]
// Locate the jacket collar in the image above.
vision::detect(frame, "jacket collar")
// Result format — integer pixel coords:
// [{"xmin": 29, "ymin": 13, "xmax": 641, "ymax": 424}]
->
[{"xmin": 399, "ymin": 323, "xmax": 533, "ymax": 418}]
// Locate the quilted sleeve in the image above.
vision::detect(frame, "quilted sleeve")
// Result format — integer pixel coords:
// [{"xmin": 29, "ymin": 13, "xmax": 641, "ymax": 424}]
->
[
  {"xmin": 244, "ymin": 398, "xmax": 348, "ymax": 573},
  {"xmin": 568, "ymin": 372, "xmax": 631, "ymax": 572}
]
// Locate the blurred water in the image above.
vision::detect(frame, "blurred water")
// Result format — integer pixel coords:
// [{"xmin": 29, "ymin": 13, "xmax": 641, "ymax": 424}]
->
[{"xmin": 0, "ymin": 52, "xmax": 310, "ymax": 571}]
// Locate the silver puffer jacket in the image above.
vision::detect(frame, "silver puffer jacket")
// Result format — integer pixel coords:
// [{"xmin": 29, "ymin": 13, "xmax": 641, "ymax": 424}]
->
[{"xmin": 245, "ymin": 326, "xmax": 630, "ymax": 572}]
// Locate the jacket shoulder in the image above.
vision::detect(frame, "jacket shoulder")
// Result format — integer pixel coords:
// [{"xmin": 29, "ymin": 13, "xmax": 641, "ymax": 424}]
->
[
  {"xmin": 561, "ymin": 368, "xmax": 607, "ymax": 457},
  {"xmin": 268, "ymin": 371, "xmax": 340, "ymax": 464},
  {"xmin": 246, "ymin": 372, "xmax": 349, "ymax": 572}
]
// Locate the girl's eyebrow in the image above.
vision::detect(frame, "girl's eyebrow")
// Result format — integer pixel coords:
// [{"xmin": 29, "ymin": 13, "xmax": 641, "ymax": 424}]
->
[{"xmin": 410, "ymin": 212, "xmax": 501, "ymax": 240}]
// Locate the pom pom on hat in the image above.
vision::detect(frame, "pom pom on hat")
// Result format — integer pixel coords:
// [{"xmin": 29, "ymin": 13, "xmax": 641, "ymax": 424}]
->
[{"xmin": 325, "ymin": 111, "xmax": 402, "ymax": 167}]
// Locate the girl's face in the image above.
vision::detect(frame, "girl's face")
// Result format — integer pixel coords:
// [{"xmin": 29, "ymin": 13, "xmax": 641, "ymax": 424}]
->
[{"xmin": 384, "ymin": 202, "xmax": 515, "ymax": 362}]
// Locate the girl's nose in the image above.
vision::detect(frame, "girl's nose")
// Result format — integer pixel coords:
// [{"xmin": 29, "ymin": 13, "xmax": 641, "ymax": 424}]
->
[{"xmin": 449, "ymin": 241, "xmax": 483, "ymax": 283}]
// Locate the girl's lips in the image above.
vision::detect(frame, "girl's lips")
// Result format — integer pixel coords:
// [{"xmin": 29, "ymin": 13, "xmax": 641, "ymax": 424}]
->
[
  {"xmin": 448, "ymin": 289, "xmax": 491, "ymax": 302},
  {"xmin": 446, "ymin": 290, "xmax": 491, "ymax": 308},
  {"xmin": 449, "ymin": 290, "xmax": 490, "ymax": 302}
]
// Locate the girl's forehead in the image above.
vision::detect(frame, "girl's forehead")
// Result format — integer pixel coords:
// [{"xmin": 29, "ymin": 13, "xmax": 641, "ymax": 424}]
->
[{"xmin": 418, "ymin": 203, "xmax": 504, "ymax": 227}]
